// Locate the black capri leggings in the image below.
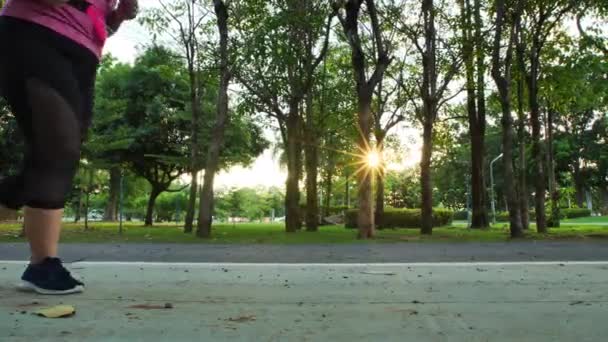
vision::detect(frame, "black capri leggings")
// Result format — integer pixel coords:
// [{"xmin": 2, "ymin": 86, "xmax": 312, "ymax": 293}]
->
[{"xmin": 0, "ymin": 16, "xmax": 98, "ymax": 210}]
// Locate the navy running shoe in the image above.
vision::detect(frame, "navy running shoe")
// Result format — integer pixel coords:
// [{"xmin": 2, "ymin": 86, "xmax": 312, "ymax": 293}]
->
[{"xmin": 18, "ymin": 257, "xmax": 84, "ymax": 295}]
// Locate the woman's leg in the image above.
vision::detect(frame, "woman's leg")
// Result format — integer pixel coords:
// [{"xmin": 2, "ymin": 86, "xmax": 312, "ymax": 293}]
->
[
  {"xmin": 21, "ymin": 77, "xmax": 82, "ymax": 264},
  {"xmin": 24, "ymin": 208, "xmax": 63, "ymax": 264}
]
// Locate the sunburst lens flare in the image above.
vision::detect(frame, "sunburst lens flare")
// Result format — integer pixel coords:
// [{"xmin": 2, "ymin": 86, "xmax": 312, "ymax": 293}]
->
[{"xmin": 366, "ymin": 150, "xmax": 381, "ymax": 169}]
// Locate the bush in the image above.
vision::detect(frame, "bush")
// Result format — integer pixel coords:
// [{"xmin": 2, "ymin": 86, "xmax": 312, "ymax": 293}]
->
[
  {"xmin": 345, "ymin": 208, "xmax": 454, "ymax": 229},
  {"xmin": 495, "ymin": 208, "xmax": 591, "ymax": 222},
  {"xmin": 453, "ymin": 211, "xmax": 468, "ymax": 221},
  {"xmin": 561, "ymin": 208, "xmax": 591, "ymax": 219}
]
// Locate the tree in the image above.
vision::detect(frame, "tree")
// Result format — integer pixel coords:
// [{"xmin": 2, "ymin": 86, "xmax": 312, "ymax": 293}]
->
[
  {"xmin": 88, "ymin": 55, "xmax": 132, "ymax": 223},
  {"xmin": 303, "ymin": 45, "xmax": 357, "ymax": 229},
  {"xmin": 225, "ymin": 188, "xmax": 245, "ymax": 226},
  {"xmin": 491, "ymin": 0, "xmax": 524, "ymax": 238},
  {"xmin": 235, "ymin": 0, "xmax": 334, "ymax": 233},
  {"xmin": 522, "ymin": 0, "xmax": 580, "ymax": 233},
  {"xmin": 543, "ymin": 45, "xmax": 608, "ymax": 214},
  {"xmin": 458, "ymin": 0, "xmax": 489, "ymax": 229},
  {"xmin": 371, "ymin": 61, "xmax": 410, "ymax": 227},
  {"xmin": 125, "ymin": 47, "xmax": 191, "ymax": 226},
  {"xmin": 514, "ymin": 12, "xmax": 530, "ymax": 229},
  {"xmin": 140, "ymin": 0, "xmax": 213, "ymax": 233},
  {"xmin": 399, "ymin": 0, "xmax": 461, "ymax": 235},
  {"xmin": 334, "ymin": 0, "xmax": 392, "ymax": 239},
  {"xmin": 197, "ymin": 0, "xmax": 232, "ymax": 238}
]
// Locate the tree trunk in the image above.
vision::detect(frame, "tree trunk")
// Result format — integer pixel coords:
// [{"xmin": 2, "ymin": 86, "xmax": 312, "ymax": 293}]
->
[
  {"xmin": 573, "ymin": 164, "xmax": 585, "ymax": 208},
  {"xmin": 491, "ymin": 0, "xmax": 523, "ymax": 238},
  {"xmin": 356, "ymin": 93, "xmax": 374, "ymax": 239},
  {"xmin": 304, "ymin": 98, "xmax": 319, "ymax": 232},
  {"xmin": 601, "ymin": 186, "xmax": 608, "ymax": 215},
  {"xmin": 198, "ymin": 0, "xmax": 231, "ymax": 239},
  {"xmin": 419, "ymin": 0, "xmax": 438, "ymax": 236},
  {"xmin": 529, "ymin": 44, "xmax": 547, "ymax": 233},
  {"xmin": 197, "ymin": 170, "xmax": 215, "ymax": 239},
  {"xmin": 103, "ymin": 167, "xmax": 120, "ymax": 222},
  {"xmin": 84, "ymin": 168, "xmax": 94, "ymax": 231},
  {"xmin": 420, "ymin": 120, "xmax": 434, "ymax": 235},
  {"xmin": 285, "ymin": 113, "xmax": 302, "ymax": 233},
  {"xmin": 184, "ymin": 172, "xmax": 198, "ymax": 233},
  {"xmin": 145, "ymin": 187, "xmax": 162, "ymax": 226},
  {"xmin": 470, "ymin": 131, "xmax": 488, "ymax": 228},
  {"xmin": 374, "ymin": 142, "xmax": 385, "ymax": 228},
  {"xmin": 500, "ymin": 101, "xmax": 524, "ymax": 238},
  {"xmin": 345, "ymin": 171, "xmax": 350, "ymax": 208},
  {"xmin": 472, "ymin": 0, "xmax": 489, "ymax": 229},
  {"xmin": 547, "ymin": 109, "xmax": 560, "ymax": 227},
  {"xmin": 185, "ymin": 28, "xmax": 202, "ymax": 233},
  {"xmin": 339, "ymin": 0, "xmax": 390, "ymax": 239},
  {"xmin": 324, "ymin": 166, "xmax": 333, "ymax": 218},
  {"xmin": 517, "ymin": 119, "xmax": 530, "ymax": 229},
  {"xmin": 295, "ymin": 117, "xmax": 304, "ymax": 230},
  {"xmin": 74, "ymin": 187, "xmax": 83, "ymax": 223},
  {"xmin": 460, "ymin": 0, "xmax": 489, "ymax": 229},
  {"xmin": 515, "ymin": 19, "xmax": 530, "ymax": 230}
]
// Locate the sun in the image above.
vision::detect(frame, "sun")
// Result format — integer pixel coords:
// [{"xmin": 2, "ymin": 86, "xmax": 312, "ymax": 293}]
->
[{"xmin": 366, "ymin": 150, "xmax": 381, "ymax": 169}]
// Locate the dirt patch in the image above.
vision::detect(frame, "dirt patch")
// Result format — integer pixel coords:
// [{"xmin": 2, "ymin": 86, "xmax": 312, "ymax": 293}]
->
[
  {"xmin": 586, "ymin": 234, "xmax": 608, "ymax": 239},
  {"xmin": 17, "ymin": 301, "xmax": 45, "ymax": 308},
  {"xmin": 226, "ymin": 315, "xmax": 256, "ymax": 323},
  {"xmin": 128, "ymin": 303, "xmax": 174, "ymax": 310},
  {"xmin": 385, "ymin": 307, "xmax": 419, "ymax": 315}
]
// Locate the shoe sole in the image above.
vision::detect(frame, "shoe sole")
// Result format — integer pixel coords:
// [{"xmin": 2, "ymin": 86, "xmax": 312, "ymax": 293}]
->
[{"xmin": 17, "ymin": 281, "xmax": 84, "ymax": 295}]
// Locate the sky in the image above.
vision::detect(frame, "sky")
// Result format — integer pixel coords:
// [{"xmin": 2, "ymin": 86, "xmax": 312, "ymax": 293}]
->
[{"xmin": 103, "ymin": 1, "xmax": 423, "ymax": 189}]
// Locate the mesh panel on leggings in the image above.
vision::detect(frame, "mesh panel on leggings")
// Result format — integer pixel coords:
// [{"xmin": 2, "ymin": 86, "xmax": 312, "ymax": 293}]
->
[{"xmin": 20, "ymin": 78, "xmax": 82, "ymax": 209}]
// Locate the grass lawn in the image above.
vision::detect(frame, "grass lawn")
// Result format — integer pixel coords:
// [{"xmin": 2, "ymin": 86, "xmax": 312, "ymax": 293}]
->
[{"xmin": 0, "ymin": 220, "xmax": 607, "ymax": 244}]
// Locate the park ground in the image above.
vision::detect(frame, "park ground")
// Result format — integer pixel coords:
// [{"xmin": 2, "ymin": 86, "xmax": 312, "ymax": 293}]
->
[
  {"xmin": 1, "ymin": 261, "xmax": 608, "ymax": 341},
  {"xmin": 0, "ymin": 216, "xmax": 607, "ymax": 245},
  {"xmin": 2, "ymin": 217, "xmax": 608, "ymax": 341}
]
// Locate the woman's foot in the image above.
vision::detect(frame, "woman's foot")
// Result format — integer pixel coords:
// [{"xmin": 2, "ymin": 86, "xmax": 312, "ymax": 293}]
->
[{"xmin": 18, "ymin": 257, "xmax": 84, "ymax": 295}]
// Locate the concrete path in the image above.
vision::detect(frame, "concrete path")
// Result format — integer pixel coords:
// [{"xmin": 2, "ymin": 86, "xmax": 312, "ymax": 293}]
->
[
  {"xmin": 1, "ymin": 261, "xmax": 608, "ymax": 341},
  {"xmin": 3, "ymin": 241, "xmax": 608, "ymax": 263}
]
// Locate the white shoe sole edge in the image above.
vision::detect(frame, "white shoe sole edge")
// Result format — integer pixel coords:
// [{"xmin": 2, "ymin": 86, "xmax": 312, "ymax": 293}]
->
[{"xmin": 17, "ymin": 281, "xmax": 84, "ymax": 295}]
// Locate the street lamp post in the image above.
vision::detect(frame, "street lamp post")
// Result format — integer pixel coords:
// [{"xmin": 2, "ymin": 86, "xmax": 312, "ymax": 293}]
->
[
  {"xmin": 119, "ymin": 169, "xmax": 124, "ymax": 235},
  {"xmin": 490, "ymin": 153, "xmax": 504, "ymax": 225}
]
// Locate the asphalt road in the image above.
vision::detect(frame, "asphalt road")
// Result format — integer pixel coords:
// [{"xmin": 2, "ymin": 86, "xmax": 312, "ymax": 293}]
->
[{"xmin": 2, "ymin": 241, "xmax": 608, "ymax": 263}]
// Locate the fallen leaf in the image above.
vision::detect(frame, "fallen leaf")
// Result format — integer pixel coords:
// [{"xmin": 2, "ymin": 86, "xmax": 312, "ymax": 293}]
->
[{"xmin": 34, "ymin": 305, "xmax": 75, "ymax": 318}]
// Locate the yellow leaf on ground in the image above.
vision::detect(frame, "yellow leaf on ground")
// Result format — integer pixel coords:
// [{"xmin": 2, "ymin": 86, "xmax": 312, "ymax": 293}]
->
[{"xmin": 35, "ymin": 305, "xmax": 76, "ymax": 318}]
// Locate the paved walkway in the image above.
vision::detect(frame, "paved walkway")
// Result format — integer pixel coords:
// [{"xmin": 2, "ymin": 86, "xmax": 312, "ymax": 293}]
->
[{"xmin": 1, "ymin": 261, "xmax": 607, "ymax": 341}]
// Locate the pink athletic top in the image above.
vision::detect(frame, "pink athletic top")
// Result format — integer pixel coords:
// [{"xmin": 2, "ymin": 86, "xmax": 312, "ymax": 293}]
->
[{"xmin": 0, "ymin": 0, "xmax": 116, "ymax": 59}]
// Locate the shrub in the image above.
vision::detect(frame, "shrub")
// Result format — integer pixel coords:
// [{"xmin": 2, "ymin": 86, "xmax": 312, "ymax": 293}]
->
[
  {"xmin": 561, "ymin": 208, "xmax": 591, "ymax": 219},
  {"xmin": 345, "ymin": 208, "xmax": 454, "ymax": 229},
  {"xmin": 453, "ymin": 211, "xmax": 468, "ymax": 221},
  {"xmin": 495, "ymin": 208, "xmax": 591, "ymax": 222}
]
